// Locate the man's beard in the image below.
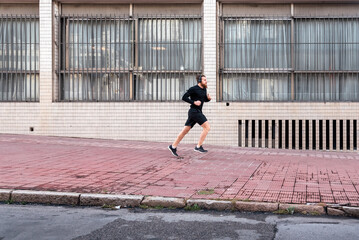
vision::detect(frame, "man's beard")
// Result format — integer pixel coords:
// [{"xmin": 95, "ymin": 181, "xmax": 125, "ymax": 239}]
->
[{"xmin": 200, "ymin": 82, "xmax": 208, "ymax": 88}]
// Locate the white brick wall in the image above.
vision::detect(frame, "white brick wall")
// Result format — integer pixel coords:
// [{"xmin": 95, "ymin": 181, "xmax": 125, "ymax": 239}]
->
[
  {"xmin": 1, "ymin": 1, "xmax": 359, "ymax": 151},
  {"xmin": 203, "ymin": 0, "xmax": 217, "ymax": 101},
  {"xmin": 2, "ymin": 100, "xmax": 359, "ymax": 148},
  {"xmin": 39, "ymin": 0, "xmax": 52, "ymax": 102},
  {"xmin": 39, "ymin": 0, "xmax": 53, "ymax": 135}
]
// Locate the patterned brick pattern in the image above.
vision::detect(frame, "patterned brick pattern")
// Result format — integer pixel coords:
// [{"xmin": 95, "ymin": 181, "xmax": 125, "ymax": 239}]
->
[{"xmin": 1, "ymin": 134, "xmax": 359, "ymax": 206}]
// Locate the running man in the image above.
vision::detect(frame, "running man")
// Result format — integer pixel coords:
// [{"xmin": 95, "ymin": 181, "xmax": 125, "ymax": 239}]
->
[{"xmin": 168, "ymin": 74, "xmax": 211, "ymax": 157}]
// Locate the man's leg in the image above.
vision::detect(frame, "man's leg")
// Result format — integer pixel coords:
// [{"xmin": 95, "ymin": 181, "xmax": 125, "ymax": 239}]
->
[
  {"xmin": 172, "ymin": 126, "xmax": 192, "ymax": 148},
  {"xmin": 197, "ymin": 121, "xmax": 210, "ymax": 147}
]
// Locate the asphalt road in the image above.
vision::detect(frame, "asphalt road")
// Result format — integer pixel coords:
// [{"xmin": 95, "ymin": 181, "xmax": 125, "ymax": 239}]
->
[{"xmin": 1, "ymin": 204, "xmax": 359, "ymax": 240}]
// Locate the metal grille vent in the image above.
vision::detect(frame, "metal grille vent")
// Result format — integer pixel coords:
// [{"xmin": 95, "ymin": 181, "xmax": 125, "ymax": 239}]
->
[{"xmin": 238, "ymin": 119, "xmax": 358, "ymax": 151}]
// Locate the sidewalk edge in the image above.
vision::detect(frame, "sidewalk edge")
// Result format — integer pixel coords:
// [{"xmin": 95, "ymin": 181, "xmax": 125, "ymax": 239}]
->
[
  {"xmin": 0, "ymin": 189, "xmax": 12, "ymax": 202},
  {"xmin": 1, "ymin": 189, "xmax": 358, "ymax": 218}
]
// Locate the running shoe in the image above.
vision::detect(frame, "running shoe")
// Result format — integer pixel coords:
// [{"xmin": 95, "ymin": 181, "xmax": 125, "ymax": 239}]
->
[
  {"xmin": 168, "ymin": 145, "xmax": 179, "ymax": 157},
  {"xmin": 194, "ymin": 146, "xmax": 208, "ymax": 153}
]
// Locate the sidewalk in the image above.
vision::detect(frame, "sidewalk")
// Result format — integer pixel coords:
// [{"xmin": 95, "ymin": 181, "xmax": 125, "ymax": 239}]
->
[{"xmin": 1, "ymin": 134, "xmax": 359, "ymax": 207}]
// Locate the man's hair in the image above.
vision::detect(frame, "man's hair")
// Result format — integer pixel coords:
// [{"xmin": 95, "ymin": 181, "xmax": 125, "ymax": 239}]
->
[{"xmin": 197, "ymin": 74, "xmax": 206, "ymax": 83}]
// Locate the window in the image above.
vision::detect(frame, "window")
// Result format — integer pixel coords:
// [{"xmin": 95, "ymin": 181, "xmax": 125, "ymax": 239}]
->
[
  {"xmin": 135, "ymin": 17, "xmax": 201, "ymax": 101},
  {"xmin": 220, "ymin": 17, "xmax": 291, "ymax": 101},
  {"xmin": 59, "ymin": 16, "xmax": 133, "ymax": 101},
  {"xmin": 220, "ymin": 16, "xmax": 359, "ymax": 102},
  {"xmin": 295, "ymin": 18, "xmax": 359, "ymax": 101},
  {"xmin": 58, "ymin": 15, "xmax": 202, "ymax": 102},
  {"xmin": 0, "ymin": 15, "xmax": 39, "ymax": 102}
]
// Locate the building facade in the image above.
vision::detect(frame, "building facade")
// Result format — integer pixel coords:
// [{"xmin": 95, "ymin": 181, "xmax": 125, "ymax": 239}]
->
[{"xmin": 1, "ymin": 0, "xmax": 359, "ymax": 151}]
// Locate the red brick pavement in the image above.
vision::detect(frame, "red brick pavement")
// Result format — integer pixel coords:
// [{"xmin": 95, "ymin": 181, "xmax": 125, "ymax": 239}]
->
[{"xmin": 1, "ymin": 134, "xmax": 359, "ymax": 206}]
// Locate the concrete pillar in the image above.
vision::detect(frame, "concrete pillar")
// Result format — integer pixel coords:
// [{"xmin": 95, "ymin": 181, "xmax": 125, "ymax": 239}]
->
[
  {"xmin": 316, "ymin": 120, "xmax": 320, "ymax": 150},
  {"xmin": 39, "ymin": 0, "xmax": 52, "ymax": 104},
  {"xmin": 241, "ymin": 119, "xmax": 246, "ymax": 147},
  {"xmin": 275, "ymin": 120, "xmax": 279, "ymax": 149},
  {"xmin": 323, "ymin": 120, "xmax": 327, "ymax": 150},
  {"xmin": 248, "ymin": 120, "xmax": 252, "ymax": 148},
  {"xmin": 308, "ymin": 120, "xmax": 313, "ymax": 150},
  {"xmin": 254, "ymin": 120, "xmax": 258, "ymax": 148},
  {"xmin": 288, "ymin": 120, "xmax": 292, "ymax": 149},
  {"xmin": 39, "ymin": 0, "xmax": 53, "ymax": 134},
  {"xmin": 329, "ymin": 120, "xmax": 333, "ymax": 151},
  {"xmin": 295, "ymin": 119, "xmax": 299, "ymax": 150},
  {"xmin": 261, "ymin": 120, "xmax": 265, "ymax": 148},
  {"xmin": 343, "ymin": 119, "xmax": 347, "ymax": 151},
  {"xmin": 282, "ymin": 120, "xmax": 286, "ymax": 149},
  {"xmin": 336, "ymin": 119, "xmax": 340, "ymax": 151},
  {"xmin": 202, "ymin": 0, "xmax": 217, "ymax": 101},
  {"xmin": 268, "ymin": 120, "xmax": 273, "ymax": 148},
  {"xmin": 350, "ymin": 119, "xmax": 354, "ymax": 151}
]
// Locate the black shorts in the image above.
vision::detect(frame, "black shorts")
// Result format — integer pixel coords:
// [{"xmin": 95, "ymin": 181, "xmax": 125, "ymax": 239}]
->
[{"xmin": 185, "ymin": 109, "xmax": 208, "ymax": 128}]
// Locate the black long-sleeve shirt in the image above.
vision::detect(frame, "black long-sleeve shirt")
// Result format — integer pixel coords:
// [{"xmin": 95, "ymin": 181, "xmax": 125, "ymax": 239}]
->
[{"xmin": 182, "ymin": 85, "xmax": 210, "ymax": 111}]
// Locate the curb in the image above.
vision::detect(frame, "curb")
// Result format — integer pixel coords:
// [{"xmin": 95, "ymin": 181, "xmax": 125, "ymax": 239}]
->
[
  {"xmin": 279, "ymin": 203, "xmax": 326, "ymax": 215},
  {"xmin": 80, "ymin": 193, "xmax": 143, "ymax": 207},
  {"xmin": 1, "ymin": 189, "xmax": 359, "ymax": 218},
  {"xmin": 342, "ymin": 206, "xmax": 359, "ymax": 217},
  {"xmin": 327, "ymin": 207, "xmax": 346, "ymax": 216},
  {"xmin": 0, "ymin": 189, "xmax": 11, "ymax": 202},
  {"xmin": 187, "ymin": 199, "xmax": 233, "ymax": 210},
  {"xmin": 11, "ymin": 190, "xmax": 79, "ymax": 205},
  {"xmin": 142, "ymin": 196, "xmax": 186, "ymax": 208},
  {"xmin": 236, "ymin": 201, "xmax": 278, "ymax": 212}
]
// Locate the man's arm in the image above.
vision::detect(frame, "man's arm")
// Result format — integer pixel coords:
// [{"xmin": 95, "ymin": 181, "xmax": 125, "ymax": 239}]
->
[
  {"xmin": 182, "ymin": 88, "xmax": 194, "ymax": 105},
  {"xmin": 204, "ymin": 91, "xmax": 211, "ymax": 102}
]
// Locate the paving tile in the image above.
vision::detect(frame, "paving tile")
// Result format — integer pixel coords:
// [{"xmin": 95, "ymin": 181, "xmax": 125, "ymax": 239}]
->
[
  {"xmin": 278, "ymin": 191, "xmax": 293, "ymax": 203},
  {"xmin": 263, "ymin": 191, "xmax": 279, "ymax": 202},
  {"xmin": 291, "ymin": 192, "xmax": 306, "ymax": 204},
  {"xmin": 1, "ymin": 134, "xmax": 359, "ymax": 206}
]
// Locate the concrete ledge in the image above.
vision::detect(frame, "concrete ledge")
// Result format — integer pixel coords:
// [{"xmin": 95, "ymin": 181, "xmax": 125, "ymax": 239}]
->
[
  {"xmin": 187, "ymin": 199, "xmax": 233, "ymax": 211},
  {"xmin": 235, "ymin": 201, "xmax": 278, "ymax": 212},
  {"xmin": 279, "ymin": 204, "xmax": 325, "ymax": 215},
  {"xmin": 11, "ymin": 190, "xmax": 79, "ymax": 205},
  {"xmin": 80, "ymin": 194, "xmax": 143, "ymax": 207},
  {"xmin": 2, "ymin": 188, "xmax": 358, "ymax": 218},
  {"xmin": 0, "ymin": 189, "xmax": 12, "ymax": 202},
  {"xmin": 142, "ymin": 196, "xmax": 185, "ymax": 208},
  {"xmin": 327, "ymin": 207, "xmax": 346, "ymax": 216},
  {"xmin": 342, "ymin": 207, "xmax": 359, "ymax": 217}
]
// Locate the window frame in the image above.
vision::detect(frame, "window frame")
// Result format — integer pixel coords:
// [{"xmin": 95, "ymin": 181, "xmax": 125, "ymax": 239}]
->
[
  {"xmin": 57, "ymin": 14, "xmax": 203, "ymax": 102},
  {"xmin": 0, "ymin": 14, "xmax": 39, "ymax": 102},
  {"xmin": 219, "ymin": 15, "xmax": 359, "ymax": 102}
]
